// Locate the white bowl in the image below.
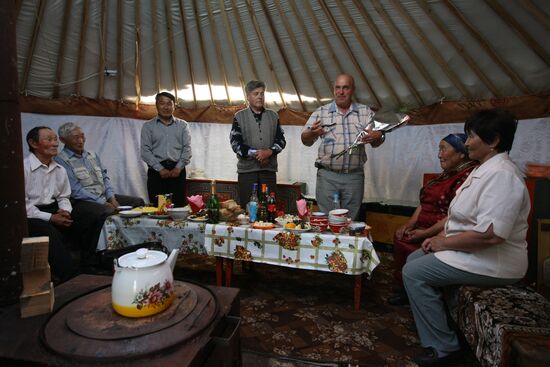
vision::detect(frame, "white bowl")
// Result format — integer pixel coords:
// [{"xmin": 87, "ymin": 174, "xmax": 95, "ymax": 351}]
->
[
  {"xmin": 329, "ymin": 209, "xmax": 349, "ymax": 217},
  {"xmin": 119, "ymin": 210, "xmax": 142, "ymax": 218},
  {"xmin": 166, "ymin": 207, "xmax": 191, "ymax": 220}
]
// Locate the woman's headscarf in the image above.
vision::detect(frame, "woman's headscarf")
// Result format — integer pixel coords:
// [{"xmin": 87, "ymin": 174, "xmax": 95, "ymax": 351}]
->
[{"xmin": 442, "ymin": 133, "xmax": 467, "ymax": 154}]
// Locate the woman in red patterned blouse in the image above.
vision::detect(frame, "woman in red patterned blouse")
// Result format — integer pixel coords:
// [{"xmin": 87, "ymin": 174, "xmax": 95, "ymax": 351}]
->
[{"xmin": 389, "ymin": 134, "xmax": 477, "ymax": 305}]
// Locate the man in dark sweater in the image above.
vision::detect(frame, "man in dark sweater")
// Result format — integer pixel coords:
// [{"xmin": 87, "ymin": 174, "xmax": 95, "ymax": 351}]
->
[{"xmin": 230, "ymin": 80, "xmax": 286, "ymax": 207}]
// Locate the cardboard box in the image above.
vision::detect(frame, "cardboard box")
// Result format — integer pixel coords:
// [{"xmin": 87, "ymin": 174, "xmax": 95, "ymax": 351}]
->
[
  {"xmin": 20, "ymin": 236, "xmax": 49, "ymax": 272},
  {"xmin": 20, "ymin": 280, "xmax": 54, "ymax": 318}
]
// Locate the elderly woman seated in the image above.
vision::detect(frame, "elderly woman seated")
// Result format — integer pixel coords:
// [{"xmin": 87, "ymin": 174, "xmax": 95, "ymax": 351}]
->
[
  {"xmin": 402, "ymin": 109, "xmax": 530, "ymax": 367},
  {"xmin": 389, "ymin": 133, "xmax": 477, "ymax": 305}
]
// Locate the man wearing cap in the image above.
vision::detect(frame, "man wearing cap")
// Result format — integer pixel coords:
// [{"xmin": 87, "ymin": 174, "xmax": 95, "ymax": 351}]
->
[{"xmin": 141, "ymin": 92, "xmax": 192, "ymax": 207}]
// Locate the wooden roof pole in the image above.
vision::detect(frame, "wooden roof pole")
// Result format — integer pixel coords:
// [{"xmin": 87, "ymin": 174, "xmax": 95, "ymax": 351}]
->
[
  {"xmin": 302, "ymin": 2, "xmax": 346, "ymax": 86},
  {"xmin": 333, "ymin": 0, "xmax": 400, "ymax": 106},
  {"xmin": 372, "ymin": 0, "xmax": 444, "ymax": 99},
  {"xmin": 389, "ymin": 0, "xmax": 472, "ymax": 99},
  {"xmin": 485, "ymin": 0, "xmax": 549, "ymax": 65},
  {"xmin": 205, "ymin": 1, "xmax": 231, "ymax": 103},
  {"xmin": 177, "ymin": 0, "xmax": 197, "ymax": 108},
  {"xmin": 219, "ymin": 0, "xmax": 247, "ymax": 101},
  {"xmin": 74, "ymin": 0, "xmax": 90, "ymax": 96},
  {"xmin": 162, "ymin": 0, "xmax": 179, "ymax": 100},
  {"xmin": 443, "ymin": 0, "xmax": 531, "ymax": 95},
  {"xmin": 273, "ymin": 0, "xmax": 322, "ymax": 108},
  {"xmin": 151, "ymin": 0, "xmax": 161, "ymax": 92},
  {"xmin": 288, "ymin": 0, "xmax": 333, "ymax": 101},
  {"xmin": 20, "ymin": 0, "xmax": 46, "ymax": 93},
  {"xmin": 258, "ymin": 0, "xmax": 304, "ymax": 111},
  {"xmin": 230, "ymin": 0, "xmax": 259, "ymax": 80},
  {"xmin": 134, "ymin": 0, "xmax": 142, "ymax": 108},
  {"xmin": 116, "ymin": 1, "xmax": 124, "ymax": 100},
  {"xmin": 519, "ymin": 0, "xmax": 550, "ymax": 30},
  {"xmin": 244, "ymin": 0, "xmax": 287, "ymax": 108},
  {"xmin": 352, "ymin": 0, "xmax": 423, "ymax": 105},
  {"xmin": 318, "ymin": 0, "xmax": 382, "ymax": 107},
  {"xmin": 117, "ymin": 0, "xmax": 124, "ymax": 101},
  {"xmin": 191, "ymin": 0, "xmax": 215, "ymax": 105},
  {"xmin": 416, "ymin": 0, "xmax": 501, "ymax": 97},
  {"xmin": 53, "ymin": 0, "xmax": 73, "ymax": 98},
  {"xmin": 97, "ymin": 0, "xmax": 107, "ymax": 100}
]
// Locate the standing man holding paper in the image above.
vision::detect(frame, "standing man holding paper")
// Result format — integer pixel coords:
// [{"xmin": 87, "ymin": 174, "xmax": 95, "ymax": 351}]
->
[
  {"xmin": 141, "ymin": 92, "xmax": 192, "ymax": 207},
  {"xmin": 230, "ymin": 80, "xmax": 286, "ymax": 208}
]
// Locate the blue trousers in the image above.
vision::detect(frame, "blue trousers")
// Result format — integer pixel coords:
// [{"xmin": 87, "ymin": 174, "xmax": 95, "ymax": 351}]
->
[{"xmin": 402, "ymin": 249, "xmax": 520, "ymax": 352}]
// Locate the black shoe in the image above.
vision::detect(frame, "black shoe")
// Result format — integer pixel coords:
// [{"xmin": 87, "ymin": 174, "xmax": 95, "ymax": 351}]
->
[
  {"xmin": 388, "ymin": 292, "xmax": 409, "ymax": 305},
  {"xmin": 413, "ymin": 347, "xmax": 462, "ymax": 367}
]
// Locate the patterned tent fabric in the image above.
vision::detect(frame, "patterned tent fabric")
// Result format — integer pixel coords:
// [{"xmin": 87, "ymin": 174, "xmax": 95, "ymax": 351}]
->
[{"xmin": 14, "ymin": 1, "xmax": 550, "ymax": 123}]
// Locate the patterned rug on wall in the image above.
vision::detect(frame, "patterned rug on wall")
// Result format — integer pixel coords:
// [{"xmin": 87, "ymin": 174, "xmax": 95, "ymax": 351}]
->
[{"xmin": 175, "ymin": 251, "xmax": 480, "ymax": 367}]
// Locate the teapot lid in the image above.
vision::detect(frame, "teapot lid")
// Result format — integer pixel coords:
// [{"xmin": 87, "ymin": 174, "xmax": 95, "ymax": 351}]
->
[{"xmin": 118, "ymin": 248, "xmax": 167, "ymax": 268}]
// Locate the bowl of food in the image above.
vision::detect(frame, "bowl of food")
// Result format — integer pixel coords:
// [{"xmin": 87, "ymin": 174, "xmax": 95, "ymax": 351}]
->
[{"xmin": 166, "ymin": 207, "xmax": 191, "ymax": 220}]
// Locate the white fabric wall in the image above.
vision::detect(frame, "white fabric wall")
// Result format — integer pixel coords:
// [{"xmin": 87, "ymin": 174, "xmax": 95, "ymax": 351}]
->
[{"xmin": 21, "ymin": 113, "xmax": 550, "ymax": 206}]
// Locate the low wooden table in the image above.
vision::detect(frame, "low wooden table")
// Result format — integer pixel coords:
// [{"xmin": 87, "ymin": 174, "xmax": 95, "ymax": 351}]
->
[{"xmin": 0, "ymin": 274, "xmax": 240, "ymax": 366}]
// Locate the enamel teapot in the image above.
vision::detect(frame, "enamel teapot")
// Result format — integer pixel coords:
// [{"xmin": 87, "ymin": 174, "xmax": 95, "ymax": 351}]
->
[{"xmin": 112, "ymin": 248, "xmax": 180, "ymax": 318}]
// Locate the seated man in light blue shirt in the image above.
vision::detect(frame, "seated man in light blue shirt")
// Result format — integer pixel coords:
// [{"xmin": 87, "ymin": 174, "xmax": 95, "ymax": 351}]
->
[{"xmin": 55, "ymin": 122, "xmax": 144, "ymax": 261}]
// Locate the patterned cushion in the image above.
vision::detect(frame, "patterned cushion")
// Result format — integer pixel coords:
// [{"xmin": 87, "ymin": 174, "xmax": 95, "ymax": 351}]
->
[{"xmin": 453, "ymin": 285, "xmax": 550, "ymax": 367}]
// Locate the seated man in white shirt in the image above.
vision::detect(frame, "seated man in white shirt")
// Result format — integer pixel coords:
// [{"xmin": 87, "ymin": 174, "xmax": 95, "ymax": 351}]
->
[
  {"xmin": 24, "ymin": 126, "xmax": 77, "ymax": 281},
  {"xmin": 54, "ymin": 122, "xmax": 144, "ymax": 261}
]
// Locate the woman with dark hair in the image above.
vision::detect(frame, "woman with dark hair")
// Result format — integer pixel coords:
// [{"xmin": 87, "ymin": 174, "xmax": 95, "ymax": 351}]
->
[
  {"xmin": 389, "ymin": 133, "xmax": 477, "ymax": 305},
  {"xmin": 402, "ymin": 109, "xmax": 530, "ymax": 366}
]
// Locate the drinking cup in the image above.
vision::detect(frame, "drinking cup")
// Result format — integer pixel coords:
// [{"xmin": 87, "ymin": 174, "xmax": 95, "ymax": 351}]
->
[{"xmin": 329, "ymin": 209, "xmax": 349, "ymax": 217}]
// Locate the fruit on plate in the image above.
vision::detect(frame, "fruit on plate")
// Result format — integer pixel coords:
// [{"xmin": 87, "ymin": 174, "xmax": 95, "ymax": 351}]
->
[{"xmin": 285, "ymin": 222, "xmax": 296, "ymax": 229}]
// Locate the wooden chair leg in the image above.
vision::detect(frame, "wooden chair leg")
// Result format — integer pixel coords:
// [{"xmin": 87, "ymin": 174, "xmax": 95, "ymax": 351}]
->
[
  {"xmin": 215, "ymin": 257, "xmax": 223, "ymax": 287},
  {"xmin": 354, "ymin": 274, "xmax": 362, "ymax": 311},
  {"xmin": 225, "ymin": 259, "xmax": 234, "ymax": 287}
]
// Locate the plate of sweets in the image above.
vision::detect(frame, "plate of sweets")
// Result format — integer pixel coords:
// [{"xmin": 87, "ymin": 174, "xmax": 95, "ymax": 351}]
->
[
  {"xmin": 252, "ymin": 221, "xmax": 276, "ymax": 230},
  {"xmin": 284, "ymin": 222, "xmax": 311, "ymax": 233},
  {"xmin": 187, "ymin": 210, "xmax": 209, "ymax": 222},
  {"xmin": 274, "ymin": 214, "xmax": 301, "ymax": 227}
]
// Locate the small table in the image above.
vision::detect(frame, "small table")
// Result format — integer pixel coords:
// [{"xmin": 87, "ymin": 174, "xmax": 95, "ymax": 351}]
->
[
  {"xmin": 97, "ymin": 215, "xmax": 208, "ymax": 254},
  {"xmin": 0, "ymin": 274, "xmax": 240, "ymax": 366},
  {"xmin": 204, "ymin": 224, "xmax": 380, "ymax": 310}
]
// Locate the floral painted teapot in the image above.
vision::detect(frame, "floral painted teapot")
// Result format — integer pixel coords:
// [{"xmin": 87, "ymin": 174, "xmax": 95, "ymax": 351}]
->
[{"xmin": 112, "ymin": 248, "xmax": 179, "ymax": 318}]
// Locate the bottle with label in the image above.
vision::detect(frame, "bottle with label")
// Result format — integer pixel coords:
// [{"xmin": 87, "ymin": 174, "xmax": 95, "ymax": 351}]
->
[
  {"xmin": 257, "ymin": 184, "xmax": 268, "ymax": 222},
  {"xmin": 247, "ymin": 183, "xmax": 259, "ymax": 222},
  {"xmin": 207, "ymin": 180, "xmax": 220, "ymax": 224},
  {"xmin": 332, "ymin": 192, "xmax": 340, "ymax": 210},
  {"xmin": 267, "ymin": 192, "xmax": 277, "ymax": 223}
]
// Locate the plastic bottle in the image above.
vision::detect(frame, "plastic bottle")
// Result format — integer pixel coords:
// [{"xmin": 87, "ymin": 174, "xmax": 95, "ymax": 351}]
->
[
  {"xmin": 332, "ymin": 192, "xmax": 340, "ymax": 210},
  {"xmin": 206, "ymin": 180, "xmax": 220, "ymax": 224},
  {"xmin": 247, "ymin": 183, "xmax": 258, "ymax": 222}
]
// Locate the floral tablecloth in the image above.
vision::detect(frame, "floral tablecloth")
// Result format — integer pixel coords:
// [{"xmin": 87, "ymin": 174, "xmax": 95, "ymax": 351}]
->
[
  {"xmin": 204, "ymin": 224, "xmax": 380, "ymax": 275},
  {"xmin": 97, "ymin": 215, "xmax": 208, "ymax": 255}
]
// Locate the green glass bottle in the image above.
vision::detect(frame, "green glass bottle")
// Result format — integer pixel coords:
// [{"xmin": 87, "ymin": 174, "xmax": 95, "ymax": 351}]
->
[{"xmin": 207, "ymin": 180, "xmax": 220, "ymax": 224}]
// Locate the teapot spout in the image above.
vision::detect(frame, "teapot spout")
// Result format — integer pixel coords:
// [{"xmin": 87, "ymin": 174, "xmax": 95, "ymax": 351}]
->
[{"xmin": 167, "ymin": 249, "xmax": 180, "ymax": 272}]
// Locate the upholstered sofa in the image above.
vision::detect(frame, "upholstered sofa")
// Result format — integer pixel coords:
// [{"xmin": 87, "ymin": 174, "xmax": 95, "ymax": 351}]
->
[{"xmin": 451, "ymin": 285, "xmax": 550, "ymax": 367}]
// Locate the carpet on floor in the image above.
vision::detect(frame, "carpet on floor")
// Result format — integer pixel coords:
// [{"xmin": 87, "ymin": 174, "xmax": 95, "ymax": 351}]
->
[{"xmin": 174, "ymin": 250, "xmax": 479, "ymax": 366}]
